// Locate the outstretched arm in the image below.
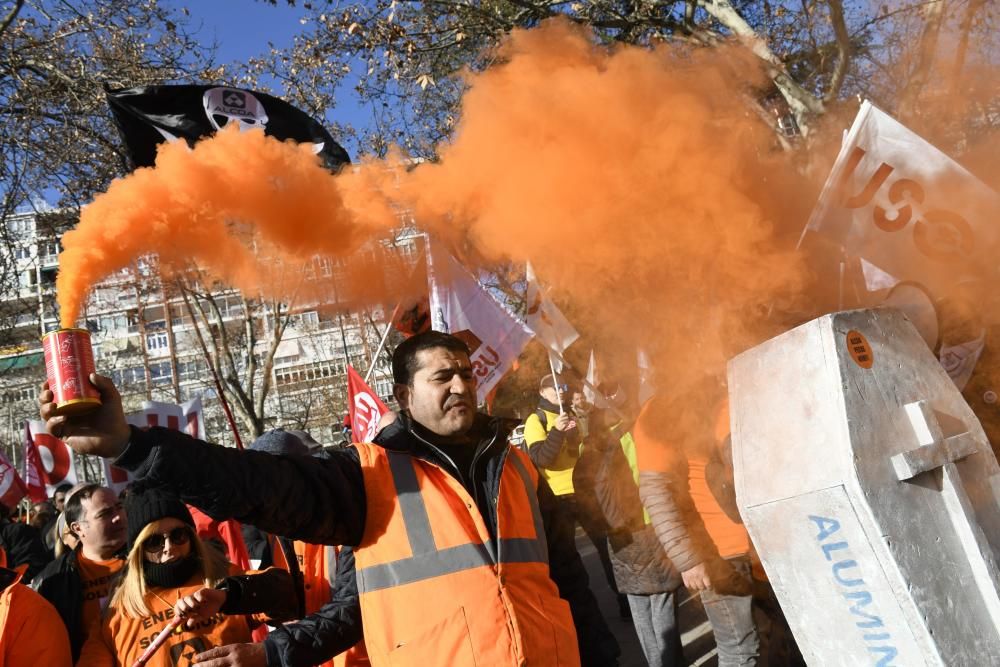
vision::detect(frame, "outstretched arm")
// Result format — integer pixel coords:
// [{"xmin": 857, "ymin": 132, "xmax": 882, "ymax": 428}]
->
[{"xmin": 40, "ymin": 375, "xmax": 367, "ymax": 545}]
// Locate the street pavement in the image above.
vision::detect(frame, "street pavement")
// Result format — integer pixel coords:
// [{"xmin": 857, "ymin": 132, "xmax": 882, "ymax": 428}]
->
[{"xmin": 577, "ymin": 532, "xmax": 719, "ymax": 667}]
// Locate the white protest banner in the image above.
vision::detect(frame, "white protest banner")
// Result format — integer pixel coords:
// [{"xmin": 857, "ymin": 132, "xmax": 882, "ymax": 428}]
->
[
  {"xmin": 526, "ymin": 261, "xmax": 579, "ymax": 356},
  {"xmin": 802, "ymin": 100, "xmax": 1000, "ymax": 303},
  {"xmin": 428, "ymin": 244, "xmax": 534, "ymax": 404}
]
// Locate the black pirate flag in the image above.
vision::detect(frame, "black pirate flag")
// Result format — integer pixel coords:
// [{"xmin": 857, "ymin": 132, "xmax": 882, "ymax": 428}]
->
[{"xmin": 105, "ymin": 84, "xmax": 350, "ymax": 172}]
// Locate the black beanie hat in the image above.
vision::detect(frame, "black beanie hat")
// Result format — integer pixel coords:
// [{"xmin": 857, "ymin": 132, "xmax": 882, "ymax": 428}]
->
[{"xmin": 124, "ymin": 484, "xmax": 195, "ymax": 550}]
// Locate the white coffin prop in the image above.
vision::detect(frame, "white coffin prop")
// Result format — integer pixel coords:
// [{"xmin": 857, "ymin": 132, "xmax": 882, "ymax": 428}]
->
[{"xmin": 729, "ymin": 308, "xmax": 1000, "ymax": 666}]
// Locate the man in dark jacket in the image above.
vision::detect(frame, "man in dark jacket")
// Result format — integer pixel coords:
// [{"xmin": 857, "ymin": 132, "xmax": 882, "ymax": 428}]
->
[
  {"xmin": 0, "ymin": 502, "xmax": 50, "ymax": 581},
  {"xmin": 197, "ymin": 545, "xmax": 365, "ymax": 666},
  {"xmin": 574, "ymin": 407, "xmax": 684, "ymax": 667},
  {"xmin": 40, "ymin": 331, "xmax": 619, "ymax": 666},
  {"xmin": 32, "ymin": 483, "xmax": 126, "ymax": 662}
]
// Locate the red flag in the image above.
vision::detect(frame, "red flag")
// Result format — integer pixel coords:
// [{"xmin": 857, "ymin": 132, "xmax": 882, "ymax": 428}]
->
[
  {"xmin": 27, "ymin": 421, "xmax": 78, "ymax": 495},
  {"xmin": 0, "ymin": 450, "xmax": 28, "ymax": 509},
  {"xmin": 22, "ymin": 423, "xmax": 48, "ymax": 503},
  {"xmin": 347, "ymin": 365, "xmax": 390, "ymax": 443}
]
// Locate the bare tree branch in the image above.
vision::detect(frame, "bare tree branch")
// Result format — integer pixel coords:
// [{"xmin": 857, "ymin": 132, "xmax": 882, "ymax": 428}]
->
[
  {"xmin": 896, "ymin": 0, "xmax": 946, "ymax": 119},
  {"xmin": 824, "ymin": 0, "xmax": 851, "ymax": 103},
  {"xmin": 0, "ymin": 0, "xmax": 24, "ymax": 39}
]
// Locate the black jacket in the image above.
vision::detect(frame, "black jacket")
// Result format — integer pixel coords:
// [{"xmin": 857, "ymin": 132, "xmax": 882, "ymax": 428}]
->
[
  {"xmin": 264, "ymin": 546, "xmax": 363, "ymax": 667},
  {"xmin": 32, "ymin": 548, "xmax": 87, "ymax": 661},
  {"xmin": 0, "ymin": 519, "xmax": 50, "ymax": 582},
  {"xmin": 115, "ymin": 411, "xmax": 619, "ymax": 666},
  {"xmin": 573, "ymin": 422, "xmax": 680, "ymax": 595}
]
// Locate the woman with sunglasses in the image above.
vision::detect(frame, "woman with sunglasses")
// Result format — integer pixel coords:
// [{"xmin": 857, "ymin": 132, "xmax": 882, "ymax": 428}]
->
[{"xmin": 77, "ymin": 484, "xmax": 295, "ymax": 667}]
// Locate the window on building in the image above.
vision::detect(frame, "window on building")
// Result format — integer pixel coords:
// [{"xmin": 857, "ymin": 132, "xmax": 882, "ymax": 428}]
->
[
  {"xmin": 146, "ymin": 331, "xmax": 169, "ymax": 352},
  {"xmin": 149, "ymin": 361, "xmax": 172, "ymax": 385}
]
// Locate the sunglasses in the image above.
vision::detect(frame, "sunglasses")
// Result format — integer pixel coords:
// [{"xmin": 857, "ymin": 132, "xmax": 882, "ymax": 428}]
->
[
  {"xmin": 142, "ymin": 526, "xmax": 191, "ymax": 554},
  {"xmin": 555, "ymin": 384, "xmax": 569, "ymax": 392}
]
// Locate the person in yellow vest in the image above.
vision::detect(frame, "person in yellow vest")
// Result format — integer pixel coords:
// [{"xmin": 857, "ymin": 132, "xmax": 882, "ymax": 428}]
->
[
  {"xmin": 524, "ymin": 375, "xmax": 627, "ymax": 617},
  {"xmin": 40, "ymin": 331, "xmax": 619, "ymax": 667}
]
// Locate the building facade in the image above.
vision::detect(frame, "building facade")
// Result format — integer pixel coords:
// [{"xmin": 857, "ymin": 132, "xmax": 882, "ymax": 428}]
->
[{"xmin": 1, "ymin": 209, "xmax": 417, "ymax": 474}]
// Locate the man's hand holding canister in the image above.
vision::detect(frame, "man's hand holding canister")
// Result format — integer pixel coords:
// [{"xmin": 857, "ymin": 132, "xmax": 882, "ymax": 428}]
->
[{"xmin": 38, "ymin": 373, "xmax": 132, "ymax": 459}]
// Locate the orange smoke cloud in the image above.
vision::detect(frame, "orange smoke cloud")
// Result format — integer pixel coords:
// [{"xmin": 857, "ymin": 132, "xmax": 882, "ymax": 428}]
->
[
  {"xmin": 347, "ymin": 20, "xmax": 814, "ymax": 391},
  {"xmin": 61, "ymin": 19, "xmax": 819, "ymax": 400}
]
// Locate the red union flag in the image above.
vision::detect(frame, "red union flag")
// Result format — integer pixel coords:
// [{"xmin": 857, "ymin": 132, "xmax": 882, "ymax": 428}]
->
[
  {"xmin": 347, "ymin": 365, "xmax": 390, "ymax": 443},
  {"xmin": 22, "ymin": 423, "xmax": 47, "ymax": 502},
  {"xmin": 0, "ymin": 450, "xmax": 28, "ymax": 509},
  {"xmin": 26, "ymin": 420, "xmax": 78, "ymax": 497}
]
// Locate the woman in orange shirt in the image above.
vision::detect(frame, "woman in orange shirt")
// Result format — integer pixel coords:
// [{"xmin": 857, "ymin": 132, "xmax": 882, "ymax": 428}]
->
[{"xmin": 78, "ymin": 485, "xmax": 294, "ymax": 667}]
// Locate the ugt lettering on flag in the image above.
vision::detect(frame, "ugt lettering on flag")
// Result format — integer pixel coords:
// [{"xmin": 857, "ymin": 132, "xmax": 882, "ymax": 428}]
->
[{"xmin": 802, "ymin": 100, "xmax": 1000, "ymax": 302}]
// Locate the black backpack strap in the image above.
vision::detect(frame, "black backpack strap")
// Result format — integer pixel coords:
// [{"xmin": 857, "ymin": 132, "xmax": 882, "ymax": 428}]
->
[{"xmin": 535, "ymin": 407, "xmax": 548, "ymax": 430}]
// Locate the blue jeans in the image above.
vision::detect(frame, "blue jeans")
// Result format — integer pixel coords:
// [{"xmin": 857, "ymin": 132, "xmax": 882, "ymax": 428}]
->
[{"xmin": 700, "ymin": 557, "xmax": 760, "ymax": 666}]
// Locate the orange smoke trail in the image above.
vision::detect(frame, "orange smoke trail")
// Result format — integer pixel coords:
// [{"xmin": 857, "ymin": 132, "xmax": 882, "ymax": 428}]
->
[{"xmin": 57, "ymin": 126, "xmax": 390, "ymax": 326}]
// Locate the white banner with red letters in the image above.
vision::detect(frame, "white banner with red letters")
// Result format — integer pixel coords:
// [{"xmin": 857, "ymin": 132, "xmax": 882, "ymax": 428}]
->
[
  {"xmin": 103, "ymin": 397, "xmax": 206, "ymax": 495},
  {"xmin": 428, "ymin": 244, "xmax": 534, "ymax": 404},
  {"xmin": 802, "ymin": 100, "xmax": 1000, "ymax": 303}
]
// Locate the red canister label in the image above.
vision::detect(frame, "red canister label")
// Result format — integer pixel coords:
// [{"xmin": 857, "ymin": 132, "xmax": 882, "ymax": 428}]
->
[{"xmin": 42, "ymin": 328, "xmax": 101, "ymax": 415}]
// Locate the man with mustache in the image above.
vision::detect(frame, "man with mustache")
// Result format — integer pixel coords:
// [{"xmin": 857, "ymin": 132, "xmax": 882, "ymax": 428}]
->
[{"xmin": 39, "ymin": 331, "xmax": 619, "ymax": 667}]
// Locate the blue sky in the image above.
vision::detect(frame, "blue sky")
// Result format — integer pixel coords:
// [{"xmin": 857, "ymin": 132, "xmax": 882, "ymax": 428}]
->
[{"xmin": 171, "ymin": 0, "xmax": 370, "ymax": 155}]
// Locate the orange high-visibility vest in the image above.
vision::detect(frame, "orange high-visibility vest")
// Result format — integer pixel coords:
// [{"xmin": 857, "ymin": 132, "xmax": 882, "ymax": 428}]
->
[{"xmin": 354, "ymin": 442, "xmax": 580, "ymax": 666}]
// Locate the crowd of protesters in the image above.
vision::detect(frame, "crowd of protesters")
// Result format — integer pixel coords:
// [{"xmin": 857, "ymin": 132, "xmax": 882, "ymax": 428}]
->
[{"xmin": 0, "ymin": 330, "xmax": 810, "ymax": 666}]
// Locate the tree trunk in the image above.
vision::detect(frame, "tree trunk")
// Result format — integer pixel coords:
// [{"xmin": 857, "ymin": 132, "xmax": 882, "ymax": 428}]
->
[{"xmin": 697, "ymin": 0, "xmax": 825, "ymax": 136}]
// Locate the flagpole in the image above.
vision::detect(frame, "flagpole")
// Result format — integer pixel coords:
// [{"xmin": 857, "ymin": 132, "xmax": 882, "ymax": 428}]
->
[
  {"xmin": 364, "ymin": 302, "xmax": 401, "ymax": 385},
  {"xmin": 547, "ymin": 351, "xmax": 564, "ymax": 414},
  {"xmin": 362, "ymin": 244, "xmax": 429, "ymax": 385}
]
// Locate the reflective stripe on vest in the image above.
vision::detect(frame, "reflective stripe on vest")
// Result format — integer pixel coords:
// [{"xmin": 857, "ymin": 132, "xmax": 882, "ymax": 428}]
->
[{"xmin": 357, "ymin": 450, "xmax": 548, "ymax": 593}]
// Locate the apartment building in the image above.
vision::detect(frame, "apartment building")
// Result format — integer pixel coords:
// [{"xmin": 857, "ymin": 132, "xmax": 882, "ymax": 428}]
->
[{"xmin": 0, "ymin": 209, "xmax": 416, "ymax": 468}]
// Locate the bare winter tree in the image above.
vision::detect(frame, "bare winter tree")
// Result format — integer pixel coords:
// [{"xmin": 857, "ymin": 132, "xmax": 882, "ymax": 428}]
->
[
  {"xmin": 258, "ymin": 0, "xmax": 998, "ymax": 156},
  {"xmin": 0, "ymin": 0, "xmax": 230, "ymax": 343}
]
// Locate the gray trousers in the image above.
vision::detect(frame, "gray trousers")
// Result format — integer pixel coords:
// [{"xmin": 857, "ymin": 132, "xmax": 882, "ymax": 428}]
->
[
  {"xmin": 700, "ymin": 557, "xmax": 760, "ymax": 666},
  {"xmin": 627, "ymin": 590, "xmax": 683, "ymax": 667}
]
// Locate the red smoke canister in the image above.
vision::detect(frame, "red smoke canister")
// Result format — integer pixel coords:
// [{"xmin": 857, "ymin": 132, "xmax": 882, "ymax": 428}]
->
[{"xmin": 42, "ymin": 328, "xmax": 101, "ymax": 415}]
